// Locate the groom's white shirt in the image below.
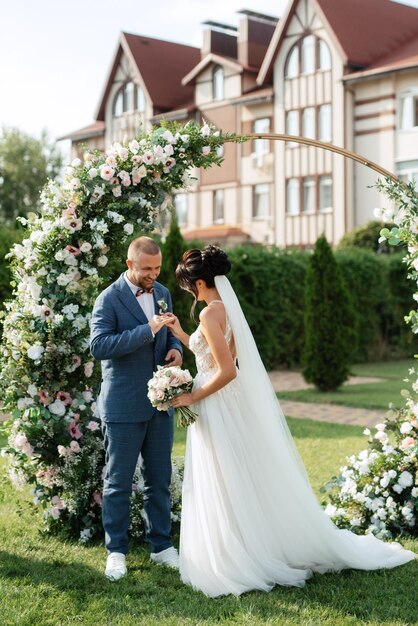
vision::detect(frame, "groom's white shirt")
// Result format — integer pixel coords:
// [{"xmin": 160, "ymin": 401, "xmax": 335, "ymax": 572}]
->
[{"xmin": 124, "ymin": 272, "xmax": 155, "ymax": 322}]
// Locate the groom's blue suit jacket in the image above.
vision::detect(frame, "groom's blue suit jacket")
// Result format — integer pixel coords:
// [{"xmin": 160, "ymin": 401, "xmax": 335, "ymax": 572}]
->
[{"xmin": 90, "ymin": 273, "xmax": 182, "ymax": 422}]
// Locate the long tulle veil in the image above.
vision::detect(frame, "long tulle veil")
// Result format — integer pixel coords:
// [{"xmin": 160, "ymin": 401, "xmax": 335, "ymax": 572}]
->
[{"xmin": 215, "ymin": 275, "xmax": 310, "ymax": 484}]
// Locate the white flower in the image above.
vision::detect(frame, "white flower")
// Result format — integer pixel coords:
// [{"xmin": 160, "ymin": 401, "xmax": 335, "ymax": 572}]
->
[
  {"xmin": 132, "ymin": 165, "xmax": 147, "ymax": 185},
  {"xmin": 107, "ymin": 211, "xmax": 124, "ymax": 223},
  {"xmin": 363, "ymin": 428, "xmax": 371, "ymax": 436},
  {"xmin": 112, "ymin": 185, "xmax": 122, "ymax": 198},
  {"xmin": 400, "ymin": 421, "xmax": 413, "ymax": 434},
  {"xmin": 124, "ymin": 223, "xmax": 134, "ymax": 235},
  {"xmin": 99, "ymin": 164, "xmax": 115, "ymax": 181},
  {"xmin": 27, "ymin": 343, "xmax": 44, "ymax": 361},
  {"xmin": 49, "ymin": 400, "xmax": 67, "ymax": 417},
  {"xmin": 80, "ymin": 242, "xmax": 92, "ymax": 253},
  {"xmin": 201, "ymin": 146, "xmax": 211, "ymax": 156},
  {"xmin": 97, "ymin": 255, "xmax": 108, "ymax": 267},
  {"xmin": 143, "ymin": 151, "xmax": 154, "ymax": 164},
  {"xmin": 200, "ymin": 123, "xmax": 211, "ymax": 137},
  {"xmin": 84, "ymin": 361, "xmax": 94, "ymax": 377},
  {"xmin": 118, "ymin": 147, "xmax": 129, "ymax": 161},
  {"xmin": 88, "ymin": 168, "xmax": 98, "ymax": 179},
  {"xmin": 61, "ymin": 217, "xmax": 83, "ymax": 232},
  {"xmin": 106, "ymin": 156, "xmax": 117, "ymax": 168},
  {"xmin": 162, "ymin": 130, "xmax": 176, "ymax": 144},
  {"xmin": 398, "ymin": 471, "xmax": 413, "ymax": 488},
  {"xmin": 90, "ymin": 186, "xmax": 106, "ymax": 204},
  {"xmin": 71, "ymin": 158, "xmax": 81, "ymax": 167},
  {"xmin": 62, "ymin": 303, "xmax": 79, "ymax": 320},
  {"xmin": 129, "ymin": 139, "xmax": 140, "ymax": 153},
  {"xmin": 68, "ymin": 178, "xmax": 81, "ymax": 190}
]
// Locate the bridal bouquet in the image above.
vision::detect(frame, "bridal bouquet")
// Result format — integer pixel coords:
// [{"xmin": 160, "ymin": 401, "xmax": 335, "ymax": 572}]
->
[{"xmin": 147, "ymin": 365, "xmax": 198, "ymax": 427}]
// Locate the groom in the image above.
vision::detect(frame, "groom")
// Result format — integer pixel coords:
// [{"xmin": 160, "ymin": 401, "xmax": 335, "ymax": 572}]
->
[{"xmin": 90, "ymin": 236, "xmax": 182, "ymax": 580}]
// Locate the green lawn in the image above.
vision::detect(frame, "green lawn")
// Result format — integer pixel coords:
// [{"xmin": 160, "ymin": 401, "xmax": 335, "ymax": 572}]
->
[
  {"xmin": 277, "ymin": 359, "xmax": 416, "ymax": 411},
  {"xmin": 0, "ymin": 422, "xmax": 417, "ymax": 626}
]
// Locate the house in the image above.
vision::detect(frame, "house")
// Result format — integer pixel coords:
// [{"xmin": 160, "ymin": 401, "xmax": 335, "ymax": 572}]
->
[{"xmin": 61, "ymin": 0, "xmax": 418, "ymax": 247}]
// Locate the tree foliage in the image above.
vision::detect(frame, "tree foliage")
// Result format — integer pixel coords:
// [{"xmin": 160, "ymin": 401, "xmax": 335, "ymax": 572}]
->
[
  {"xmin": 0, "ymin": 127, "xmax": 63, "ymax": 223},
  {"xmin": 303, "ymin": 235, "xmax": 356, "ymax": 391}
]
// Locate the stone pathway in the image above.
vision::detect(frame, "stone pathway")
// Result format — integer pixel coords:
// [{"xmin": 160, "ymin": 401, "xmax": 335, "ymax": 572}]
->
[{"xmin": 268, "ymin": 370, "xmax": 386, "ymax": 428}]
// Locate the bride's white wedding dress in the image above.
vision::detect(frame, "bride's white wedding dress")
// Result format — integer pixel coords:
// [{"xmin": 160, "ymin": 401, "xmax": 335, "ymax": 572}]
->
[{"xmin": 179, "ymin": 276, "xmax": 416, "ymax": 598}]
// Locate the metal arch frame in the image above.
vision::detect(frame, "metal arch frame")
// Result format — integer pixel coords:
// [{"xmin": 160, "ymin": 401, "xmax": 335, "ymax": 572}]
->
[{"xmin": 225, "ymin": 133, "xmax": 399, "ymax": 183}]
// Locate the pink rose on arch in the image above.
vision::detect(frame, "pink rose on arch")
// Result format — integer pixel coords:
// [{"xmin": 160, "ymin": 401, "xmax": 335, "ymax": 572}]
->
[
  {"xmin": 56, "ymin": 391, "xmax": 72, "ymax": 405},
  {"xmin": 92, "ymin": 492, "xmax": 102, "ymax": 505},
  {"xmin": 84, "ymin": 362, "xmax": 94, "ymax": 378},
  {"xmin": 70, "ymin": 440, "xmax": 81, "ymax": 453},
  {"xmin": 401, "ymin": 436, "xmax": 415, "ymax": 449},
  {"xmin": 51, "ymin": 495, "xmax": 65, "ymax": 510},
  {"xmin": 87, "ymin": 420, "xmax": 99, "ymax": 431}
]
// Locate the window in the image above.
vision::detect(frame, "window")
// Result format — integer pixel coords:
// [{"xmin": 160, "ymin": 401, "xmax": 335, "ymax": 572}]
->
[
  {"xmin": 319, "ymin": 176, "xmax": 333, "ymax": 211},
  {"xmin": 253, "ymin": 184, "xmax": 270, "ymax": 218},
  {"xmin": 318, "ymin": 104, "xmax": 332, "ymax": 141},
  {"xmin": 136, "ymin": 86, "xmax": 146, "ymax": 112},
  {"xmin": 213, "ymin": 189, "xmax": 224, "ymax": 224},
  {"xmin": 285, "ymin": 44, "xmax": 299, "ymax": 78},
  {"xmin": 302, "ymin": 177, "xmax": 315, "ymax": 213},
  {"xmin": 286, "ymin": 178, "xmax": 300, "ymax": 215},
  {"xmin": 399, "ymin": 93, "xmax": 418, "ymax": 130},
  {"xmin": 286, "ymin": 110, "xmax": 299, "ymax": 145},
  {"xmin": 318, "ymin": 40, "xmax": 331, "ymax": 71},
  {"xmin": 302, "ymin": 107, "xmax": 315, "ymax": 139},
  {"xmin": 213, "ymin": 65, "xmax": 224, "ymax": 101},
  {"xmin": 174, "ymin": 194, "xmax": 187, "ymax": 227},
  {"xmin": 113, "ymin": 89, "xmax": 124, "ymax": 117},
  {"xmin": 124, "ymin": 82, "xmax": 135, "ymax": 112},
  {"xmin": 397, "ymin": 159, "xmax": 418, "ymax": 183},
  {"xmin": 301, "ymin": 35, "xmax": 315, "ymax": 74},
  {"xmin": 253, "ymin": 118, "xmax": 270, "ymax": 155}
]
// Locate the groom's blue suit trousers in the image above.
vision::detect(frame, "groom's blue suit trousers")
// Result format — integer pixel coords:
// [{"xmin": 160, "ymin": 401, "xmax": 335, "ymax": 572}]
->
[{"xmin": 102, "ymin": 412, "xmax": 173, "ymax": 555}]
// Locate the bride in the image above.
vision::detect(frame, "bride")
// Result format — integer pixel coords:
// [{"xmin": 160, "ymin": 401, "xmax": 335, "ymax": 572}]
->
[{"xmin": 166, "ymin": 245, "xmax": 416, "ymax": 598}]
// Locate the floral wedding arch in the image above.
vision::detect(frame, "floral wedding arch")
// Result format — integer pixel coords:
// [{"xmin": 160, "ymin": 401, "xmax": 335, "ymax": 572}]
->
[{"xmin": 0, "ymin": 121, "xmax": 416, "ymax": 542}]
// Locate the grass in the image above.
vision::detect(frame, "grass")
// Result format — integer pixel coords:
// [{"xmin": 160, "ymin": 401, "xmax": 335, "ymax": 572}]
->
[
  {"xmin": 277, "ymin": 359, "xmax": 416, "ymax": 411},
  {"xmin": 0, "ymin": 422, "xmax": 417, "ymax": 626}
]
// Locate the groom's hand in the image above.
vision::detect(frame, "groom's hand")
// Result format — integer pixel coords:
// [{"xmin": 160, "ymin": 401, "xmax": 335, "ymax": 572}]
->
[
  {"xmin": 164, "ymin": 349, "xmax": 182, "ymax": 367},
  {"xmin": 148, "ymin": 315, "xmax": 171, "ymax": 335}
]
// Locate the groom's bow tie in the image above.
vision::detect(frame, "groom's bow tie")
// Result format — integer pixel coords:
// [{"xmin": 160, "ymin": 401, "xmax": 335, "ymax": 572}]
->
[{"xmin": 136, "ymin": 286, "xmax": 154, "ymax": 296}]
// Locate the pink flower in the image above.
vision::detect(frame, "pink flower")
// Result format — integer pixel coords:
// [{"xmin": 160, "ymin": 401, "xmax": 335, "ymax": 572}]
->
[
  {"xmin": 62, "ymin": 217, "xmax": 83, "ymax": 232},
  {"xmin": 65, "ymin": 245, "xmax": 81, "ymax": 256},
  {"xmin": 131, "ymin": 154, "xmax": 143, "ymax": 165},
  {"xmin": 93, "ymin": 492, "xmax": 102, "ymax": 505},
  {"xmin": 51, "ymin": 495, "xmax": 65, "ymax": 509},
  {"xmin": 71, "ymin": 355, "xmax": 81, "ymax": 370},
  {"xmin": 38, "ymin": 390, "xmax": 51, "ymax": 405},
  {"xmin": 121, "ymin": 176, "xmax": 131, "ymax": 187},
  {"xmin": 401, "ymin": 436, "xmax": 415, "ymax": 449},
  {"xmin": 99, "ymin": 164, "xmax": 115, "ymax": 181},
  {"xmin": 84, "ymin": 362, "xmax": 94, "ymax": 378},
  {"xmin": 70, "ymin": 440, "xmax": 81, "ymax": 453},
  {"xmin": 56, "ymin": 391, "xmax": 72, "ymax": 405},
  {"xmin": 57, "ymin": 445, "xmax": 68, "ymax": 457},
  {"xmin": 49, "ymin": 507, "xmax": 61, "ymax": 520},
  {"xmin": 87, "ymin": 420, "xmax": 99, "ymax": 431},
  {"xmin": 112, "ymin": 185, "xmax": 122, "ymax": 198},
  {"xmin": 68, "ymin": 420, "xmax": 83, "ymax": 440},
  {"xmin": 106, "ymin": 156, "xmax": 117, "ymax": 168}
]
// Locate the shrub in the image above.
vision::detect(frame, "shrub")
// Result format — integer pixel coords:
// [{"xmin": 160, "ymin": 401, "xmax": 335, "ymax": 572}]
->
[
  {"xmin": 338, "ymin": 220, "xmax": 403, "ymax": 254},
  {"xmin": 303, "ymin": 236, "xmax": 356, "ymax": 391},
  {"xmin": 0, "ymin": 225, "xmax": 23, "ymax": 306}
]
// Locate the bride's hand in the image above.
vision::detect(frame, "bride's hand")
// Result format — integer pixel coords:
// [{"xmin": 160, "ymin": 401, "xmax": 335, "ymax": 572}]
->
[
  {"xmin": 171, "ymin": 392, "xmax": 194, "ymax": 408},
  {"xmin": 163, "ymin": 313, "xmax": 183, "ymax": 338}
]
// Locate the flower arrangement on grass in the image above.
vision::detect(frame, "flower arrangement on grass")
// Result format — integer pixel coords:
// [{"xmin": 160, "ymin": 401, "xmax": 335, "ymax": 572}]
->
[
  {"xmin": 0, "ymin": 121, "xmax": 233, "ymax": 542},
  {"xmin": 324, "ymin": 178, "xmax": 418, "ymax": 538}
]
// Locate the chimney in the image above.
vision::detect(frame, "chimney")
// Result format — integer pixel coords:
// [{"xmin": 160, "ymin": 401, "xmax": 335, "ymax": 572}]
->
[
  {"xmin": 237, "ymin": 10, "xmax": 278, "ymax": 68},
  {"xmin": 201, "ymin": 21, "xmax": 238, "ymax": 59}
]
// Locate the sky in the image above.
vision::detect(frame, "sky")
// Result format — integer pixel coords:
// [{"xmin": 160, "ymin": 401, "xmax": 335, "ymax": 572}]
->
[{"xmin": 1, "ymin": 0, "xmax": 418, "ymax": 146}]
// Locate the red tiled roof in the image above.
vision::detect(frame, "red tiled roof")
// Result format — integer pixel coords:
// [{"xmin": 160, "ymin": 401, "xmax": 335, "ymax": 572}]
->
[
  {"xmin": 96, "ymin": 33, "xmax": 200, "ymax": 121},
  {"xmin": 123, "ymin": 32, "xmax": 200, "ymax": 110},
  {"xmin": 258, "ymin": 0, "xmax": 418, "ymax": 83},
  {"xmin": 316, "ymin": 0, "xmax": 418, "ymax": 68},
  {"xmin": 58, "ymin": 121, "xmax": 105, "ymax": 142}
]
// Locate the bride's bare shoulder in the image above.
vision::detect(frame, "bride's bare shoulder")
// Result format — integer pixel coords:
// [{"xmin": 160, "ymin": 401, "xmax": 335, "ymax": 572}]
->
[{"xmin": 199, "ymin": 302, "xmax": 225, "ymax": 328}]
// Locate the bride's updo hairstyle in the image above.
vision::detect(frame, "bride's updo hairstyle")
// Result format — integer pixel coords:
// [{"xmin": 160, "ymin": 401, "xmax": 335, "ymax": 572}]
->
[{"xmin": 176, "ymin": 245, "xmax": 231, "ymax": 315}]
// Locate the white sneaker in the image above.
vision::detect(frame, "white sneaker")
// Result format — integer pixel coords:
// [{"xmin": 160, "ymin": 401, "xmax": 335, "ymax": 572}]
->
[
  {"xmin": 150, "ymin": 546, "xmax": 179, "ymax": 569},
  {"xmin": 105, "ymin": 552, "xmax": 127, "ymax": 581}
]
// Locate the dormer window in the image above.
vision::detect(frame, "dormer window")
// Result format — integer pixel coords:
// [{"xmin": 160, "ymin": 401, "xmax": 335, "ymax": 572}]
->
[
  {"xmin": 213, "ymin": 65, "xmax": 224, "ymax": 101},
  {"xmin": 113, "ymin": 81, "xmax": 146, "ymax": 117},
  {"xmin": 284, "ymin": 36, "xmax": 331, "ymax": 79}
]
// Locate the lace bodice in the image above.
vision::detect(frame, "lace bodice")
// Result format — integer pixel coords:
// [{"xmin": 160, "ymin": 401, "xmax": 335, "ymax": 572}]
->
[{"xmin": 189, "ymin": 304, "xmax": 233, "ymax": 375}]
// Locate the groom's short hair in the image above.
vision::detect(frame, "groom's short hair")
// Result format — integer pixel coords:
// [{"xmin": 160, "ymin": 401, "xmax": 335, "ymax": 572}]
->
[{"xmin": 128, "ymin": 236, "xmax": 160, "ymax": 260}]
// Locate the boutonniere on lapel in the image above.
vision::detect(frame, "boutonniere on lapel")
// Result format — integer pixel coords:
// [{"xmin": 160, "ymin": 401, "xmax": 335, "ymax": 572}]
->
[{"xmin": 157, "ymin": 298, "xmax": 168, "ymax": 314}]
